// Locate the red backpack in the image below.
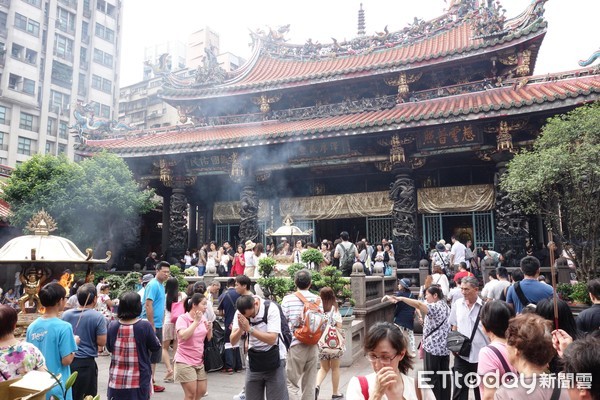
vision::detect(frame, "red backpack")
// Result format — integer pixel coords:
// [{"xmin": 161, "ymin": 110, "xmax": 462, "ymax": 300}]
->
[{"xmin": 293, "ymin": 292, "xmax": 326, "ymax": 345}]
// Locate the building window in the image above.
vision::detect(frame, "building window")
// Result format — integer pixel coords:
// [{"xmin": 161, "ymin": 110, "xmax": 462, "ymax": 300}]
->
[
  {"xmin": 19, "ymin": 112, "xmax": 35, "ymax": 131},
  {"xmin": 0, "ymin": 106, "xmax": 7, "ymax": 124},
  {"xmin": 56, "ymin": 7, "xmax": 76, "ymax": 34},
  {"xmin": 54, "ymin": 34, "xmax": 74, "ymax": 61},
  {"xmin": 93, "ymin": 48, "xmax": 113, "ymax": 67},
  {"xmin": 22, "ymin": 78, "xmax": 35, "ymax": 95},
  {"xmin": 8, "ymin": 74, "xmax": 20, "ymax": 90},
  {"xmin": 45, "ymin": 141, "xmax": 54, "ymax": 154},
  {"xmin": 11, "ymin": 43, "xmax": 24, "ymax": 59},
  {"xmin": 24, "ymin": 0, "xmax": 42, "ymax": 7},
  {"xmin": 92, "ymin": 74, "xmax": 112, "ymax": 94},
  {"xmin": 25, "ymin": 48, "xmax": 37, "ymax": 64},
  {"xmin": 0, "ymin": 131, "xmax": 5, "ymax": 149},
  {"xmin": 17, "ymin": 136, "xmax": 33, "ymax": 155},
  {"xmin": 47, "ymin": 117, "xmax": 56, "ymax": 136},
  {"xmin": 58, "ymin": 144, "xmax": 66, "ymax": 154},
  {"xmin": 0, "ymin": 11, "xmax": 7, "ymax": 31},
  {"xmin": 95, "ymin": 23, "xmax": 114, "ymax": 43},
  {"xmin": 15, "ymin": 14, "xmax": 40, "ymax": 37},
  {"xmin": 100, "ymin": 104, "xmax": 110, "ymax": 119},
  {"xmin": 59, "ymin": 122, "xmax": 68, "ymax": 139},
  {"xmin": 51, "ymin": 61, "xmax": 73, "ymax": 88},
  {"xmin": 96, "ymin": 0, "xmax": 116, "ymax": 17},
  {"xmin": 80, "ymin": 46, "xmax": 88, "ymax": 67},
  {"xmin": 49, "ymin": 90, "xmax": 70, "ymax": 113}
]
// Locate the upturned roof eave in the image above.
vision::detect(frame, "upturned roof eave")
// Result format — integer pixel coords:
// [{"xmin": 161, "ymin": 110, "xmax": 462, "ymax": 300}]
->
[{"xmin": 159, "ymin": 21, "xmax": 547, "ymax": 102}]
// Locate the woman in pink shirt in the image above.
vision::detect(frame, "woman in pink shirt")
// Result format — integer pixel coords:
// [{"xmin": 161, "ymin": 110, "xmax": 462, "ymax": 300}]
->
[
  {"xmin": 477, "ymin": 300, "xmax": 517, "ymax": 400},
  {"xmin": 174, "ymin": 293, "xmax": 213, "ymax": 400}
]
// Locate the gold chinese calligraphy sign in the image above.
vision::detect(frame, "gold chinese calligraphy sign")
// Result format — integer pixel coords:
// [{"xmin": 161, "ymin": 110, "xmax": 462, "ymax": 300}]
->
[
  {"xmin": 416, "ymin": 124, "xmax": 482, "ymax": 150},
  {"xmin": 417, "ymin": 184, "xmax": 495, "ymax": 214}
]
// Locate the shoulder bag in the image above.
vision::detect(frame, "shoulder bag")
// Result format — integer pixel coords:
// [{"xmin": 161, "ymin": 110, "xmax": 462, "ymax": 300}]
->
[{"xmin": 447, "ymin": 312, "xmax": 481, "ymax": 358}]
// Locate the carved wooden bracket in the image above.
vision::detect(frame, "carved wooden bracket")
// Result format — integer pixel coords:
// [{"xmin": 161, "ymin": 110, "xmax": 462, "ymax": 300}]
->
[{"xmin": 252, "ymin": 93, "xmax": 282, "ymax": 113}]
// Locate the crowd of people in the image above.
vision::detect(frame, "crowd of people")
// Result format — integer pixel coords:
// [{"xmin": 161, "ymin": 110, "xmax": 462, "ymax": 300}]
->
[{"xmin": 0, "ymin": 232, "xmax": 599, "ymax": 400}]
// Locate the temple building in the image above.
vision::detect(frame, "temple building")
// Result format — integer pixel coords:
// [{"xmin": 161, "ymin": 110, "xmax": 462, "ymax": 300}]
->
[{"xmin": 76, "ymin": 0, "xmax": 600, "ymax": 267}]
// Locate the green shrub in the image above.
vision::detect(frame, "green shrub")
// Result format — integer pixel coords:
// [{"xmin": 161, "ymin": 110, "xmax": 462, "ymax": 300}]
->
[
  {"xmin": 571, "ymin": 282, "xmax": 592, "ymax": 305},
  {"xmin": 258, "ymin": 277, "xmax": 293, "ymax": 303},
  {"xmin": 301, "ymin": 248, "xmax": 324, "ymax": 266},
  {"xmin": 286, "ymin": 263, "xmax": 305, "ymax": 278},
  {"xmin": 258, "ymin": 257, "xmax": 277, "ymax": 278}
]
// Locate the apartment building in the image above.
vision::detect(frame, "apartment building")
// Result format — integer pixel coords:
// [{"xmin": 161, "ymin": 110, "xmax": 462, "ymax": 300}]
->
[{"xmin": 0, "ymin": 0, "xmax": 123, "ymax": 167}]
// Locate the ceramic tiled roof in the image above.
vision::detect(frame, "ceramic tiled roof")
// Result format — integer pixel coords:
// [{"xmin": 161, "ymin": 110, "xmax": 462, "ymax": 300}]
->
[
  {"xmin": 161, "ymin": 18, "xmax": 547, "ymax": 99},
  {"xmin": 79, "ymin": 71, "xmax": 600, "ymax": 157}
]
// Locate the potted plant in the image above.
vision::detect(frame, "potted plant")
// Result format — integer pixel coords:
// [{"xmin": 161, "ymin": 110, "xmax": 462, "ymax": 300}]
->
[
  {"xmin": 313, "ymin": 266, "xmax": 355, "ymax": 316},
  {"xmin": 301, "ymin": 248, "xmax": 324, "ymax": 270}
]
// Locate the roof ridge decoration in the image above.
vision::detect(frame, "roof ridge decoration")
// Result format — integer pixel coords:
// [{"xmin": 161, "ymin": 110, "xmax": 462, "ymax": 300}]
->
[{"xmin": 579, "ymin": 49, "xmax": 600, "ymax": 67}]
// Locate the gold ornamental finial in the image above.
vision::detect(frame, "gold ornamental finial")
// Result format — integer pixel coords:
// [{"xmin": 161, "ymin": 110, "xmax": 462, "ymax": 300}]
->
[{"xmin": 25, "ymin": 210, "xmax": 58, "ymax": 236}]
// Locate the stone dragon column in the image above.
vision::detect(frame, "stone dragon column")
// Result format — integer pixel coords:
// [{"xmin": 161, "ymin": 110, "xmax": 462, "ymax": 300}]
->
[
  {"xmin": 231, "ymin": 152, "xmax": 259, "ymax": 244},
  {"xmin": 387, "ymin": 135, "xmax": 419, "ymax": 268},
  {"xmin": 169, "ymin": 183, "xmax": 188, "ymax": 260}
]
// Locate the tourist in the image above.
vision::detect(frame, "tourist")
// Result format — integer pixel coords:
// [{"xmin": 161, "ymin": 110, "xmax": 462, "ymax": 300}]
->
[
  {"xmin": 395, "ymin": 284, "xmax": 450, "ymax": 400},
  {"xmin": 345, "ymin": 322, "xmax": 435, "ymax": 400},
  {"xmin": 64, "ymin": 279, "xmax": 85, "ymax": 310},
  {"xmin": 137, "ymin": 273, "xmax": 153, "ymax": 300},
  {"xmin": 477, "ymin": 300, "xmax": 516, "ymax": 400},
  {"xmin": 174, "ymin": 293, "xmax": 212, "ymax": 400},
  {"xmin": 315, "ymin": 287, "xmax": 344, "ymax": 400},
  {"xmin": 26, "ymin": 283, "xmax": 77, "ymax": 400},
  {"xmin": 488, "ymin": 267, "xmax": 511, "ymax": 301},
  {"xmin": 141, "ymin": 261, "xmax": 171, "ymax": 393},
  {"xmin": 448, "ymin": 276, "xmax": 489, "ymax": 400},
  {"xmin": 382, "ymin": 278, "xmax": 418, "ymax": 355},
  {"xmin": 253, "ymin": 243, "xmax": 267, "ymax": 277},
  {"xmin": 219, "ymin": 246, "xmax": 231, "ymax": 276},
  {"xmin": 163, "ymin": 277, "xmax": 187, "ymax": 383},
  {"xmin": 0, "ymin": 304, "xmax": 45, "ymax": 381},
  {"xmin": 453, "ymin": 262, "xmax": 474, "ymax": 283},
  {"xmin": 144, "ymin": 252, "xmax": 158, "ymax": 270},
  {"xmin": 181, "ymin": 250, "xmax": 193, "ymax": 271},
  {"xmin": 205, "ymin": 281, "xmax": 220, "ymax": 322},
  {"xmin": 106, "ymin": 291, "xmax": 161, "ymax": 400},
  {"xmin": 62, "ymin": 283, "xmax": 107, "ymax": 400},
  {"xmin": 481, "ymin": 245, "xmax": 502, "ymax": 266},
  {"xmin": 447, "ymin": 279, "xmax": 463, "ymax": 305},
  {"xmin": 206, "ymin": 241, "xmax": 221, "ymax": 274},
  {"xmin": 223, "ymin": 241, "xmax": 235, "ymax": 272},
  {"xmin": 355, "ymin": 241, "xmax": 368, "ymax": 273},
  {"xmin": 278, "ymin": 238, "xmax": 292, "ymax": 256},
  {"xmin": 576, "ymin": 278, "xmax": 600, "ymax": 333},
  {"xmin": 372, "ymin": 244, "xmax": 389, "ymax": 275},
  {"xmin": 244, "ymin": 240, "xmax": 257, "ymax": 277},
  {"xmin": 495, "ymin": 314, "xmax": 569, "ymax": 399},
  {"xmin": 559, "ymin": 332, "xmax": 600, "ymax": 400},
  {"xmin": 3, "ymin": 288, "xmax": 19, "ymax": 309},
  {"xmin": 197, "ymin": 243, "xmax": 208, "ymax": 276},
  {"xmin": 536, "ymin": 297, "xmax": 580, "ymax": 373},
  {"xmin": 506, "ymin": 256, "xmax": 554, "ymax": 313},
  {"xmin": 450, "ymin": 235, "xmax": 467, "ymax": 271},
  {"xmin": 231, "ymin": 294, "xmax": 288, "ymax": 400},
  {"xmin": 465, "ymin": 240, "xmax": 476, "ymax": 270},
  {"xmin": 428, "ymin": 265, "xmax": 449, "ymax": 297},
  {"xmin": 217, "ymin": 278, "xmax": 242, "ymax": 373},
  {"xmin": 292, "ymin": 239, "xmax": 305, "ymax": 264},
  {"xmin": 235, "ymin": 274, "xmax": 253, "ymax": 296},
  {"xmin": 480, "ymin": 270, "xmax": 498, "ymax": 301},
  {"xmin": 334, "ymin": 231, "xmax": 360, "ymax": 277},
  {"xmin": 96, "ymin": 284, "xmax": 115, "ymax": 322},
  {"xmin": 281, "ymin": 269, "xmax": 322, "ymax": 400},
  {"xmin": 431, "ymin": 242, "xmax": 450, "ymax": 274},
  {"xmin": 384, "ymin": 243, "xmax": 394, "ymax": 261},
  {"xmin": 231, "ymin": 244, "xmax": 246, "ymax": 277},
  {"xmin": 319, "ymin": 240, "xmax": 332, "ymax": 270}
]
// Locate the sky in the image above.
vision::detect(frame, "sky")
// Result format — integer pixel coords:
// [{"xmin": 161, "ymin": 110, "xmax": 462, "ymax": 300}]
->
[{"xmin": 119, "ymin": 0, "xmax": 598, "ymax": 87}]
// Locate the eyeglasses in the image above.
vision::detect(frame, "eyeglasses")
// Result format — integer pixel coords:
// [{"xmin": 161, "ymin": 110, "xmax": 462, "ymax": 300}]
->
[{"xmin": 365, "ymin": 353, "xmax": 398, "ymax": 364}]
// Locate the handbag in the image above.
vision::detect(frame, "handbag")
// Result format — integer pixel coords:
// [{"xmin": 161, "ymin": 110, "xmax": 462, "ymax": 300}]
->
[
  {"xmin": 247, "ymin": 344, "xmax": 280, "ymax": 372},
  {"xmin": 170, "ymin": 300, "xmax": 185, "ymax": 324},
  {"xmin": 318, "ymin": 309, "xmax": 345, "ymax": 357},
  {"xmin": 203, "ymin": 321, "xmax": 225, "ymax": 372},
  {"xmin": 447, "ymin": 313, "xmax": 481, "ymax": 357},
  {"xmin": 384, "ymin": 264, "xmax": 392, "ymax": 276}
]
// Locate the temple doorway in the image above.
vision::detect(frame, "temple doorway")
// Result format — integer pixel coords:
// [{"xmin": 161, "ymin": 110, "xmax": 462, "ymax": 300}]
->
[{"xmin": 422, "ymin": 211, "xmax": 494, "ymax": 250}]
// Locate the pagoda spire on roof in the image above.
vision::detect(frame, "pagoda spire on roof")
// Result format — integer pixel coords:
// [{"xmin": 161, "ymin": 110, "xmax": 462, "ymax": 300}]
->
[{"xmin": 357, "ymin": 3, "xmax": 366, "ymax": 36}]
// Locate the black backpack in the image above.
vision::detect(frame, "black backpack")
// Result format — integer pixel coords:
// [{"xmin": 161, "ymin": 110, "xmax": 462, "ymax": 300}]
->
[
  {"xmin": 340, "ymin": 243, "xmax": 356, "ymax": 274},
  {"xmin": 250, "ymin": 299, "xmax": 293, "ymax": 350}
]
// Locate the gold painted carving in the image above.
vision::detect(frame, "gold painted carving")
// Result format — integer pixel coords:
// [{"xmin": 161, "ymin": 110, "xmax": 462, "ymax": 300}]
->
[
  {"xmin": 213, "ymin": 200, "xmax": 270, "ymax": 223},
  {"xmin": 26, "ymin": 210, "xmax": 58, "ymax": 236},
  {"xmin": 252, "ymin": 93, "xmax": 283, "ymax": 113},
  {"xmin": 417, "ymin": 184, "xmax": 495, "ymax": 214},
  {"xmin": 280, "ymin": 191, "xmax": 393, "ymax": 220},
  {"xmin": 385, "ymin": 72, "xmax": 422, "ymax": 101},
  {"xmin": 516, "ymin": 49, "xmax": 532, "ymax": 77}
]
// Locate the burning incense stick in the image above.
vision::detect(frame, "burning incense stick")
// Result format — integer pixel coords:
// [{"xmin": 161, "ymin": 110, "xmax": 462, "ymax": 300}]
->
[{"xmin": 547, "ymin": 229, "xmax": 559, "ymax": 331}]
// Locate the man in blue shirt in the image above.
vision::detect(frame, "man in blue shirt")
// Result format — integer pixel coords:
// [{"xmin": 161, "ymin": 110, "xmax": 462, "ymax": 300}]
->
[
  {"xmin": 141, "ymin": 261, "xmax": 170, "ymax": 393},
  {"xmin": 62, "ymin": 283, "xmax": 107, "ymax": 400},
  {"xmin": 218, "ymin": 278, "xmax": 242, "ymax": 372},
  {"xmin": 506, "ymin": 256, "xmax": 554, "ymax": 313},
  {"xmin": 27, "ymin": 282, "xmax": 77, "ymax": 400}
]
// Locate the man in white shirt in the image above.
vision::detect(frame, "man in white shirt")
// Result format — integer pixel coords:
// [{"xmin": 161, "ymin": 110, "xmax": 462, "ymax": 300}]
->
[
  {"xmin": 333, "ymin": 231, "xmax": 359, "ymax": 277},
  {"xmin": 481, "ymin": 270, "xmax": 500, "ymax": 301},
  {"xmin": 281, "ymin": 269, "xmax": 323, "ymax": 400},
  {"xmin": 449, "ymin": 276, "xmax": 489, "ymax": 400},
  {"xmin": 231, "ymin": 295, "xmax": 288, "ymax": 400},
  {"xmin": 450, "ymin": 235, "xmax": 467, "ymax": 270}
]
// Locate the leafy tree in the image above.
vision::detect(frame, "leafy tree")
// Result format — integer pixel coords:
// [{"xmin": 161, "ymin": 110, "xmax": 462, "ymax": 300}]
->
[
  {"xmin": 2, "ymin": 153, "xmax": 155, "ymax": 261},
  {"xmin": 501, "ymin": 103, "xmax": 600, "ymax": 280}
]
